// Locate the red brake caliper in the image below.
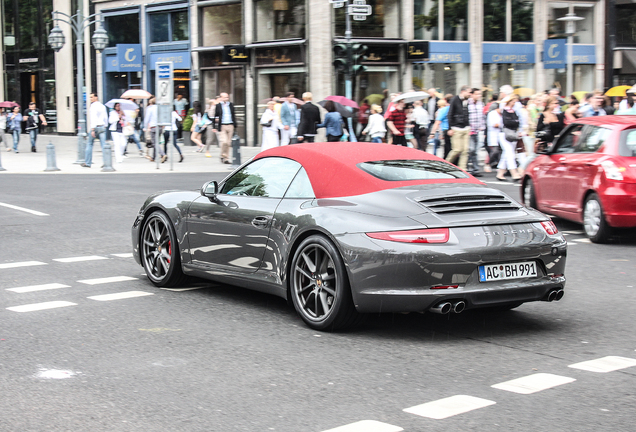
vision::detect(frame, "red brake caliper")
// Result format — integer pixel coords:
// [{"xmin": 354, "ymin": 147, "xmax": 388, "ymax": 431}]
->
[{"xmin": 167, "ymin": 241, "xmax": 171, "ymax": 264}]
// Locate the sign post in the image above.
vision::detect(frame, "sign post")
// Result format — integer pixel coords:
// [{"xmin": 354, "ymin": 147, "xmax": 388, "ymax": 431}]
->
[{"xmin": 155, "ymin": 61, "xmax": 173, "ymax": 170}]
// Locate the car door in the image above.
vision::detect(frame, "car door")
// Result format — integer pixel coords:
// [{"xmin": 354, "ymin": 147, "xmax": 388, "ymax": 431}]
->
[
  {"xmin": 186, "ymin": 157, "xmax": 302, "ymax": 274},
  {"xmin": 536, "ymin": 123, "xmax": 585, "ymax": 211}
]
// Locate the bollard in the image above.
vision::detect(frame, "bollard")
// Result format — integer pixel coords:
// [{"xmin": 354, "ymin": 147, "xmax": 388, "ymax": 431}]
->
[
  {"xmin": 101, "ymin": 141, "xmax": 116, "ymax": 172},
  {"xmin": 231, "ymin": 134, "xmax": 241, "ymax": 167},
  {"xmin": 44, "ymin": 141, "xmax": 61, "ymax": 172}
]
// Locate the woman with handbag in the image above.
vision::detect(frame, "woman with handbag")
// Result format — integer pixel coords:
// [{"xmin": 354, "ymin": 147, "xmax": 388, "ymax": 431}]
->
[
  {"xmin": 108, "ymin": 103, "xmax": 127, "ymax": 164},
  {"xmin": 496, "ymin": 96, "xmax": 522, "ymax": 182},
  {"xmin": 260, "ymin": 101, "xmax": 280, "ymax": 151},
  {"xmin": 190, "ymin": 101, "xmax": 206, "ymax": 153}
]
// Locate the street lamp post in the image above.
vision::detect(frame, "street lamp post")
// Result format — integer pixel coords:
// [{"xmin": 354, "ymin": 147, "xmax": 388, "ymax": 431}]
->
[
  {"xmin": 557, "ymin": 12, "xmax": 584, "ymax": 97},
  {"xmin": 48, "ymin": 8, "xmax": 108, "ymax": 164}
]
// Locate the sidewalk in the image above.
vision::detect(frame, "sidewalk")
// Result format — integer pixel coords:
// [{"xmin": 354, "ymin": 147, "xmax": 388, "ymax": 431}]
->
[{"xmin": 0, "ymin": 134, "xmax": 262, "ymax": 174}]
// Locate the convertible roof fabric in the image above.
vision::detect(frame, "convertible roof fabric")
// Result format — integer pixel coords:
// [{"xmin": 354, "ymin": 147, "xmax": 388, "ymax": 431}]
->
[{"xmin": 253, "ymin": 142, "xmax": 482, "ymax": 198}]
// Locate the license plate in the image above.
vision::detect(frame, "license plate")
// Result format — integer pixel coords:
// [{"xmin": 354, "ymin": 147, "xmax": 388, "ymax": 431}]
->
[{"xmin": 479, "ymin": 261, "xmax": 537, "ymax": 282}]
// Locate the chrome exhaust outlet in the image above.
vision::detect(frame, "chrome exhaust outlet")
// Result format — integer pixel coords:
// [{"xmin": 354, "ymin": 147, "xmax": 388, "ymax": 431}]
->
[
  {"xmin": 554, "ymin": 289, "xmax": 564, "ymax": 301},
  {"xmin": 452, "ymin": 301, "xmax": 466, "ymax": 314},
  {"xmin": 546, "ymin": 290, "xmax": 558, "ymax": 302},
  {"xmin": 429, "ymin": 302, "xmax": 452, "ymax": 315}
]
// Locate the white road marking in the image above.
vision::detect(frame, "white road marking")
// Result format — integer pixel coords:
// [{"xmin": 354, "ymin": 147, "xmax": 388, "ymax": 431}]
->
[
  {"xmin": 111, "ymin": 253, "xmax": 133, "ymax": 258},
  {"xmin": 78, "ymin": 276, "xmax": 138, "ymax": 285},
  {"xmin": 491, "ymin": 373, "xmax": 576, "ymax": 394},
  {"xmin": 562, "ymin": 230, "xmax": 584, "ymax": 235},
  {"xmin": 0, "ymin": 202, "xmax": 49, "ymax": 216},
  {"xmin": 7, "ymin": 301, "xmax": 77, "ymax": 312},
  {"xmin": 573, "ymin": 238, "xmax": 592, "ymax": 243},
  {"xmin": 482, "ymin": 181, "xmax": 519, "ymax": 187},
  {"xmin": 0, "ymin": 261, "xmax": 47, "ymax": 269},
  {"xmin": 6, "ymin": 283, "xmax": 70, "ymax": 293},
  {"xmin": 160, "ymin": 287, "xmax": 207, "ymax": 292},
  {"xmin": 568, "ymin": 356, "xmax": 636, "ymax": 373},
  {"xmin": 87, "ymin": 291, "xmax": 154, "ymax": 301},
  {"xmin": 403, "ymin": 395, "xmax": 496, "ymax": 419},
  {"xmin": 35, "ymin": 369, "xmax": 77, "ymax": 379},
  {"xmin": 320, "ymin": 420, "xmax": 404, "ymax": 432},
  {"xmin": 53, "ymin": 255, "xmax": 108, "ymax": 263}
]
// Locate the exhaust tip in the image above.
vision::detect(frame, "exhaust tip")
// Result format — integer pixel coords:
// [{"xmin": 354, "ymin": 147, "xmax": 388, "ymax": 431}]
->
[
  {"xmin": 452, "ymin": 301, "xmax": 466, "ymax": 314},
  {"xmin": 554, "ymin": 289, "xmax": 564, "ymax": 301},
  {"xmin": 547, "ymin": 290, "xmax": 557, "ymax": 302},
  {"xmin": 430, "ymin": 302, "xmax": 452, "ymax": 315}
]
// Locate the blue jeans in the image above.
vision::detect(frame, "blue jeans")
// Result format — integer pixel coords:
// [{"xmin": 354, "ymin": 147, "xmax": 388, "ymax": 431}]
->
[
  {"xmin": 28, "ymin": 129, "xmax": 38, "ymax": 148},
  {"xmin": 130, "ymin": 130, "xmax": 142, "ymax": 151},
  {"xmin": 12, "ymin": 129, "xmax": 20, "ymax": 151},
  {"xmin": 85, "ymin": 126, "xmax": 107, "ymax": 166},
  {"xmin": 371, "ymin": 136, "xmax": 383, "ymax": 143}
]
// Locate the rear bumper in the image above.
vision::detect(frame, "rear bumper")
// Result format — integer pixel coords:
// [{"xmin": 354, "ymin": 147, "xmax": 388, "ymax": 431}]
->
[{"xmin": 600, "ymin": 183, "xmax": 636, "ymax": 228}]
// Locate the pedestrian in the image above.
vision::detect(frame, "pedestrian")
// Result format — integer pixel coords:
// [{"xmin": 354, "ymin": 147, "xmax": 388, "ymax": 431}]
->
[
  {"xmin": 485, "ymin": 103, "xmax": 502, "ymax": 172},
  {"xmin": 428, "ymin": 98, "xmax": 449, "ymax": 157},
  {"xmin": 404, "ymin": 104, "xmax": 417, "ymax": 148},
  {"xmin": 317, "ymin": 100, "xmax": 345, "ymax": 142},
  {"xmin": 108, "ymin": 102, "xmax": 127, "ymax": 164},
  {"xmin": 385, "ymin": 99, "xmax": 407, "ymax": 146},
  {"xmin": 173, "ymin": 93, "xmax": 188, "ymax": 117},
  {"xmin": 446, "ymin": 85, "xmax": 471, "ymax": 170},
  {"xmin": 601, "ymin": 96, "xmax": 615, "ymax": 115},
  {"xmin": 296, "ymin": 92, "xmax": 321, "ymax": 143},
  {"xmin": 81, "ymin": 93, "xmax": 108, "ymax": 168},
  {"xmin": 357, "ymin": 98, "xmax": 371, "ymax": 139},
  {"xmin": 467, "ymin": 88, "xmax": 485, "ymax": 175},
  {"xmin": 616, "ymin": 95, "xmax": 636, "ymax": 115},
  {"xmin": 578, "ymin": 91, "xmax": 606, "ymax": 117},
  {"xmin": 564, "ymin": 96, "xmax": 581, "ymax": 124},
  {"xmin": 212, "ymin": 92, "xmax": 236, "ymax": 164},
  {"xmin": 143, "ymin": 97, "xmax": 166, "ymax": 163},
  {"xmin": 280, "ymin": 92, "xmax": 299, "ymax": 146},
  {"xmin": 190, "ymin": 101, "xmax": 206, "ymax": 153},
  {"xmin": 163, "ymin": 110, "xmax": 184, "ymax": 162},
  {"xmin": 361, "ymin": 104, "xmax": 386, "ymax": 143},
  {"xmin": 412, "ymin": 100, "xmax": 430, "ymax": 150},
  {"xmin": 8, "ymin": 106, "xmax": 22, "ymax": 152},
  {"xmin": 260, "ymin": 101, "xmax": 280, "ymax": 151},
  {"xmin": 23, "ymin": 102, "xmax": 47, "ymax": 152},
  {"xmin": 426, "ymin": 88, "xmax": 439, "ymax": 134},
  {"xmin": 496, "ymin": 96, "xmax": 522, "ymax": 182},
  {"xmin": 0, "ymin": 110, "xmax": 7, "ymax": 151},
  {"xmin": 124, "ymin": 99, "xmax": 144, "ymax": 156},
  {"xmin": 203, "ymin": 96, "xmax": 221, "ymax": 157}
]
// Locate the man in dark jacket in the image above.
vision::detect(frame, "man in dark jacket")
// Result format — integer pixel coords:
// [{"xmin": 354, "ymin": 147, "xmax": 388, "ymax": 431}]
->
[
  {"xmin": 446, "ymin": 85, "xmax": 471, "ymax": 170},
  {"xmin": 297, "ymin": 92, "xmax": 321, "ymax": 143},
  {"xmin": 212, "ymin": 92, "xmax": 236, "ymax": 164}
]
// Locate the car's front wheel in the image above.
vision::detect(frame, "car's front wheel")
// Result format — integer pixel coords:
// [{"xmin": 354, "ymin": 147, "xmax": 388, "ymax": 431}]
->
[
  {"xmin": 583, "ymin": 193, "xmax": 611, "ymax": 243},
  {"xmin": 290, "ymin": 235, "xmax": 360, "ymax": 331},
  {"xmin": 141, "ymin": 211, "xmax": 188, "ymax": 287}
]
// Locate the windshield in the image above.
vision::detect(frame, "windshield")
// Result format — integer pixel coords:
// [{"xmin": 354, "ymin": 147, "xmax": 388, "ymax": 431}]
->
[{"xmin": 358, "ymin": 160, "xmax": 469, "ymax": 181}]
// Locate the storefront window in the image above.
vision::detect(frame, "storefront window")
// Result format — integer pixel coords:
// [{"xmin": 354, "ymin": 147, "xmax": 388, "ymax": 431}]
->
[
  {"xmin": 413, "ymin": 63, "xmax": 469, "ymax": 95},
  {"xmin": 485, "ymin": 0, "xmax": 533, "ymax": 42},
  {"xmin": 201, "ymin": 68, "xmax": 245, "ymax": 138},
  {"xmin": 414, "ymin": 0, "xmax": 439, "ymax": 40},
  {"xmin": 255, "ymin": 0, "xmax": 305, "ymax": 41},
  {"xmin": 201, "ymin": 4, "xmax": 242, "ymax": 46},
  {"xmin": 483, "ymin": 63, "xmax": 535, "ymax": 97},
  {"xmin": 18, "ymin": 0, "xmax": 39, "ymax": 51},
  {"xmin": 335, "ymin": 0, "xmax": 400, "ymax": 38},
  {"xmin": 443, "ymin": 0, "xmax": 467, "ymax": 41},
  {"xmin": 616, "ymin": 3, "xmax": 636, "ymax": 46},
  {"xmin": 545, "ymin": 65, "xmax": 594, "ymax": 95},
  {"xmin": 484, "ymin": 0, "xmax": 506, "ymax": 42},
  {"xmin": 548, "ymin": 3, "xmax": 594, "ymax": 44},
  {"xmin": 149, "ymin": 10, "xmax": 189, "ymax": 43},
  {"xmin": 105, "ymin": 14, "xmax": 140, "ymax": 47},
  {"xmin": 511, "ymin": 1, "xmax": 533, "ymax": 42}
]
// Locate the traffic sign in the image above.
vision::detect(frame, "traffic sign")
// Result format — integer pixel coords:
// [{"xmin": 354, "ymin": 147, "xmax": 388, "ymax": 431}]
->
[
  {"xmin": 353, "ymin": 15, "xmax": 366, "ymax": 20},
  {"xmin": 352, "ymin": 0, "xmax": 366, "ymax": 4},
  {"xmin": 332, "ymin": 1, "xmax": 344, "ymax": 7},
  {"xmin": 155, "ymin": 61, "xmax": 173, "ymax": 107},
  {"xmin": 348, "ymin": 4, "xmax": 372, "ymax": 15}
]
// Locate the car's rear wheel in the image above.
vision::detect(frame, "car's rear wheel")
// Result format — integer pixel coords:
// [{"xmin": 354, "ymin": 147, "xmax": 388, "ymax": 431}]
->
[
  {"xmin": 522, "ymin": 178, "xmax": 537, "ymax": 209},
  {"xmin": 583, "ymin": 193, "xmax": 611, "ymax": 243},
  {"xmin": 290, "ymin": 235, "xmax": 360, "ymax": 331},
  {"xmin": 141, "ymin": 211, "xmax": 188, "ymax": 287}
]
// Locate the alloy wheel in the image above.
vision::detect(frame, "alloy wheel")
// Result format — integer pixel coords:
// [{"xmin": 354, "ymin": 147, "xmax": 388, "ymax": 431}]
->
[
  {"xmin": 293, "ymin": 243, "xmax": 338, "ymax": 322},
  {"xmin": 142, "ymin": 214, "xmax": 173, "ymax": 282},
  {"xmin": 583, "ymin": 198, "xmax": 602, "ymax": 237}
]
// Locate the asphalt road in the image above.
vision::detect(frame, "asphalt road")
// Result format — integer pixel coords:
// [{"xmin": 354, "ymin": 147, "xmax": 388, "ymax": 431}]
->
[{"xmin": 1, "ymin": 173, "xmax": 635, "ymax": 432}]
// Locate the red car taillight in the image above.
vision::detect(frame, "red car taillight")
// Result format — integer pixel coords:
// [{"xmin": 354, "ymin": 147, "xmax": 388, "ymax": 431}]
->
[
  {"xmin": 366, "ymin": 228, "xmax": 450, "ymax": 243},
  {"xmin": 601, "ymin": 160, "xmax": 626, "ymax": 181},
  {"xmin": 541, "ymin": 220, "xmax": 559, "ymax": 235}
]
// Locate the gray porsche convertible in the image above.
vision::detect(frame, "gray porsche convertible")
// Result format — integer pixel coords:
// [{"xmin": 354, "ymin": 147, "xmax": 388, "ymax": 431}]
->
[{"xmin": 132, "ymin": 142, "xmax": 567, "ymax": 330}]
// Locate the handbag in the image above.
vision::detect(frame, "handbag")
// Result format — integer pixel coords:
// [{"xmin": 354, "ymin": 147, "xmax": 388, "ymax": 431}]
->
[
  {"xmin": 123, "ymin": 124, "xmax": 134, "ymax": 136},
  {"xmin": 503, "ymin": 127, "xmax": 518, "ymax": 142}
]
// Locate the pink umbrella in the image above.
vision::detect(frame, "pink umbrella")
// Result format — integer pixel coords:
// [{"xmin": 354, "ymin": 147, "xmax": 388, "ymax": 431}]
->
[
  {"xmin": 121, "ymin": 89, "xmax": 152, "ymax": 100},
  {"xmin": 0, "ymin": 101, "xmax": 19, "ymax": 108},
  {"xmin": 325, "ymin": 95, "xmax": 359, "ymax": 109}
]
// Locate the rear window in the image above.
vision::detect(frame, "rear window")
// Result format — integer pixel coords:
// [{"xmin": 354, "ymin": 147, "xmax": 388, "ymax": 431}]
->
[
  {"xmin": 358, "ymin": 160, "xmax": 469, "ymax": 181},
  {"xmin": 620, "ymin": 130, "xmax": 636, "ymax": 157}
]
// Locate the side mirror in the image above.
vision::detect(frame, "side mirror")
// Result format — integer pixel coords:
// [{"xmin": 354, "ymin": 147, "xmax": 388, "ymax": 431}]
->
[{"xmin": 201, "ymin": 181, "xmax": 218, "ymax": 201}]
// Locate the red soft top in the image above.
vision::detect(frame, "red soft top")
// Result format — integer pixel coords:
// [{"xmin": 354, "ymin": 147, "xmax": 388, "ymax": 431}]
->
[{"xmin": 253, "ymin": 142, "xmax": 482, "ymax": 198}]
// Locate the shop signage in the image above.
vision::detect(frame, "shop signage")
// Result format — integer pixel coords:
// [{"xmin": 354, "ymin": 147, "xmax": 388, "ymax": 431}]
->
[
  {"xmin": 348, "ymin": 4, "xmax": 371, "ymax": 15},
  {"xmin": 256, "ymin": 47, "xmax": 303, "ymax": 66},
  {"xmin": 543, "ymin": 39, "xmax": 565, "ymax": 69},
  {"xmin": 19, "ymin": 58, "xmax": 38, "ymax": 63},
  {"xmin": 222, "ymin": 45, "xmax": 249, "ymax": 63},
  {"xmin": 572, "ymin": 45, "xmax": 596, "ymax": 64},
  {"xmin": 483, "ymin": 43, "xmax": 535, "ymax": 64},
  {"xmin": 425, "ymin": 42, "xmax": 470, "ymax": 63},
  {"xmin": 116, "ymin": 44, "xmax": 142, "ymax": 72},
  {"xmin": 150, "ymin": 52, "xmax": 191, "ymax": 69},
  {"xmin": 363, "ymin": 45, "xmax": 399, "ymax": 63},
  {"xmin": 407, "ymin": 42, "xmax": 429, "ymax": 60}
]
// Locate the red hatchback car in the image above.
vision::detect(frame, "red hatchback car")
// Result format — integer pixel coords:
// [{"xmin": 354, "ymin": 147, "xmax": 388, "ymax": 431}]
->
[{"xmin": 521, "ymin": 115, "xmax": 636, "ymax": 243}]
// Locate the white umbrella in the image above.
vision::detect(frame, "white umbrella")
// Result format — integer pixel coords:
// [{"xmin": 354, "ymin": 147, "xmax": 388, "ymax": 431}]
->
[
  {"xmin": 628, "ymin": 85, "xmax": 636, "ymax": 94},
  {"xmin": 120, "ymin": 89, "xmax": 152, "ymax": 100},
  {"xmin": 105, "ymin": 99, "xmax": 139, "ymax": 111},
  {"xmin": 393, "ymin": 91, "xmax": 428, "ymax": 103}
]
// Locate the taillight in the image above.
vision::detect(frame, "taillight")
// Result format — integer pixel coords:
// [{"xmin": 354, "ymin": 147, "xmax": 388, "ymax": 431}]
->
[
  {"xmin": 541, "ymin": 220, "xmax": 559, "ymax": 235},
  {"xmin": 601, "ymin": 160, "xmax": 626, "ymax": 181},
  {"xmin": 366, "ymin": 228, "xmax": 450, "ymax": 243}
]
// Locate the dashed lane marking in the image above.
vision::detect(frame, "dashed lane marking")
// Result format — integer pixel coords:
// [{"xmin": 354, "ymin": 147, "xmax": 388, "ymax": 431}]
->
[
  {"xmin": 0, "ymin": 261, "xmax": 47, "ymax": 269},
  {"xmin": 77, "ymin": 276, "xmax": 138, "ymax": 285},
  {"xmin": 491, "ymin": 373, "xmax": 576, "ymax": 394},
  {"xmin": 573, "ymin": 238, "xmax": 592, "ymax": 243},
  {"xmin": 6, "ymin": 283, "xmax": 70, "ymax": 293},
  {"xmin": 53, "ymin": 256, "xmax": 109, "ymax": 263},
  {"xmin": 320, "ymin": 420, "xmax": 403, "ymax": 432},
  {"xmin": 568, "ymin": 356, "xmax": 636, "ymax": 373},
  {"xmin": 87, "ymin": 291, "xmax": 154, "ymax": 301},
  {"xmin": 7, "ymin": 301, "xmax": 77, "ymax": 312},
  {"xmin": 111, "ymin": 253, "xmax": 134, "ymax": 258},
  {"xmin": 403, "ymin": 395, "xmax": 496, "ymax": 419},
  {"xmin": 0, "ymin": 202, "xmax": 49, "ymax": 216}
]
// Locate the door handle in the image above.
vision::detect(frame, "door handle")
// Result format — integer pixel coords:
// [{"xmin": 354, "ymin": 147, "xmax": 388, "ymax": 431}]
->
[{"xmin": 252, "ymin": 216, "xmax": 272, "ymax": 228}]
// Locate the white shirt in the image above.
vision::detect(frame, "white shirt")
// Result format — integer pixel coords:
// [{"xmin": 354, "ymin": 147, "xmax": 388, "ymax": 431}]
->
[
  {"xmin": 89, "ymin": 101, "xmax": 108, "ymax": 129},
  {"xmin": 486, "ymin": 109, "xmax": 502, "ymax": 147},
  {"xmin": 412, "ymin": 106, "xmax": 430, "ymax": 126},
  {"xmin": 164, "ymin": 111, "xmax": 183, "ymax": 131},
  {"xmin": 144, "ymin": 105, "xmax": 158, "ymax": 129}
]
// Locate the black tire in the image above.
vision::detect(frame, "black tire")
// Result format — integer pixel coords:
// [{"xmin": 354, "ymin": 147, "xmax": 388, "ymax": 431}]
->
[
  {"xmin": 141, "ymin": 211, "xmax": 189, "ymax": 287},
  {"xmin": 522, "ymin": 177, "xmax": 537, "ymax": 209},
  {"xmin": 583, "ymin": 193, "xmax": 611, "ymax": 243},
  {"xmin": 290, "ymin": 235, "xmax": 361, "ymax": 331}
]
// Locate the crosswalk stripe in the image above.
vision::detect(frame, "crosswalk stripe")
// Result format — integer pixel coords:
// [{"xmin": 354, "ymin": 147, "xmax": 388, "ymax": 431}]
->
[
  {"xmin": 53, "ymin": 256, "xmax": 108, "ymax": 263},
  {"xmin": 77, "ymin": 276, "xmax": 138, "ymax": 285},
  {"xmin": 7, "ymin": 301, "xmax": 77, "ymax": 312},
  {"xmin": 403, "ymin": 395, "xmax": 496, "ymax": 419},
  {"xmin": 0, "ymin": 261, "xmax": 47, "ymax": 269},
  {"xmin": 320, "ymin": 420, "xmax": 403, "ymax": 432},
  {"xmin": 87, "ymin": 291, "xmax": 154, "ymax": 301},
  {"xmin": 6, "ymin": 283, "xmax": 70, "ymax": 293},
  {"xmin": 491, "ymin": 373, "xmax": 575, "ymax": 394},
  {"xmin": 111, "ymin": 253, "xmax": 133, "ymax": 258},
  {"xmin": 568, "ymin": 356, "xmax": 636, "ymax": 373}
]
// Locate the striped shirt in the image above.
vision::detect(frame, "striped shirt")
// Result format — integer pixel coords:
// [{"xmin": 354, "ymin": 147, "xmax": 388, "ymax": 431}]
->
[
  {"xmin": 468, "ymin": 99, "xmax": 485, "ymax": 134},
  {"xmin": 387, "ymin": 109, "xmax": 407, "ymax": 134}
]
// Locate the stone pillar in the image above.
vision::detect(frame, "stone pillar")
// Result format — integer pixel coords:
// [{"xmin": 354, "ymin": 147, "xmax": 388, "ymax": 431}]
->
[
  {"xmin": 53, "ymin": 0, "xmax": 76, "ymax": 134},
  {"xmin": 469, "ymin": 0, "xmax": 483, "ymax": 90},
  {"xmin": 244, "ymin": 0, "xmax": 255, "ymax": 145},
  {"xmin": 190, "ymin": 0, "xmax": 200, "ymax": 102},
  {"xmin": 307, "ymin": 0, "xmax": 332, "ymax": 102},
  {"xmin": 401, "ymin": 0, "xmax": 414, "ymax": 91}
]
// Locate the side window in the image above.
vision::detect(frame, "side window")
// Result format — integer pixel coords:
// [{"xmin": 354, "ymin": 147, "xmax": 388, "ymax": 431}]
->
[
  {"xmin": 576, "ymin": 126, "xmax": 611, "ymax": 153},
  {"xmin": 284, "ymin": 168, "xmax": 315, "ymax": 199},
  {"xmin": 553, "ymin": 124, "xmax": 584, "ymax": 154},
  {"xmin": 620, "ymin": 129, "xmax": 636, "ymax": 157},
  {"xmin": 221, "ymin": 157, "xmax": 301, "ymax": 198}
]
